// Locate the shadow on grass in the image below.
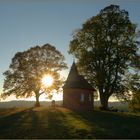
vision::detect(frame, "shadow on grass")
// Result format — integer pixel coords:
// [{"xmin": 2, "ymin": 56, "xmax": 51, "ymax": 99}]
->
[
  {"xmin": 0, "ymin": 108, "xmax": 37, "ymax": 138},
  {"xmin": 0, "ymin": 107, "xmax": 140, "ymax": 139},
  {"xmin": 0, "ymin": 107, "xmax": 88, "ymax": 139},
  {"xmin": 72, "ymin": 110, "xmax": 140, "ymax": 139}
]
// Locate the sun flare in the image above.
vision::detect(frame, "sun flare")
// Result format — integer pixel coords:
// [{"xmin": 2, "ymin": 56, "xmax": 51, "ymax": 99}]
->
[{"xmin": 41, "ymin": 75, "xmax": 53, "ymax": 87}]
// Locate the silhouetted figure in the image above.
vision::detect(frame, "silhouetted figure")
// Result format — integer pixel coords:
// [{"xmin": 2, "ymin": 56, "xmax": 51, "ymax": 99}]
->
[{"xmin": 52, "ymin": 100, "xmax": 55, "ymax": 108}]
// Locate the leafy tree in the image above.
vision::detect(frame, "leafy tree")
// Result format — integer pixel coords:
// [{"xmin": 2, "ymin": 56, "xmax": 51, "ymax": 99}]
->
[
  {"xmin": 128, "ymin": 57, "xmax": 140, "ymax": 112},
  {"xmin": 69, "ymin": 5, "xmax": 139, "ymax": 110},
  {"xmin": 2, "ymin": 44, "xmax": 67, "ymax": 107},
  {"xmin": 129, "ymin": 93, "xmax": 140, "ymax": 112}
]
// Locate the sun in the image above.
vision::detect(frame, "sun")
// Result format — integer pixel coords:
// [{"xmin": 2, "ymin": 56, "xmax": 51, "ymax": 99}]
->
[{"xmin": 41, "ymin": 75, "xmax": 53, "ymax": 87}]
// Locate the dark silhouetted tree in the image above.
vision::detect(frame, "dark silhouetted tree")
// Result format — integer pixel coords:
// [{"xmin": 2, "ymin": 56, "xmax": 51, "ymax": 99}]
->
[
  {"xmin": 69, "ymin": 5, "xmax": 139, "ymax": 110},
  {"xmin": 2, "ymin": 44, "xmax": 67, "ymax": 107},
  {"xmin": 128, "ymin": 55, "xmax": 140, "ymax": 112},
  {"xmin": 129, "ymin": 74, "xmax": 140, "ymax": 112}
]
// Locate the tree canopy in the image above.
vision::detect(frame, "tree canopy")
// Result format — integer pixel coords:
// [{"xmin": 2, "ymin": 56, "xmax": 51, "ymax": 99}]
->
[
  {"xmin": 2, "ymin": 44, "xmax": 67, "ymax": 106},
  {"xmin": 69, "ymin": 5, "xmax": 140, "ymax": 110}
]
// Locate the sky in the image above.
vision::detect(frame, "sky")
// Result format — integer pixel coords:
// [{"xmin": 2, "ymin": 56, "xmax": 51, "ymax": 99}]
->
[{"xmin": 0, "ymin": 0, "xmax": 140, "ymax": 100}]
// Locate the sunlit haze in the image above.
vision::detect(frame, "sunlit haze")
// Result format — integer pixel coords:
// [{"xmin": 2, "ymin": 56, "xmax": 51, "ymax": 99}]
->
[{"xmin": 42, "ymin": 75, "xmax": 53, "ymax": 87}]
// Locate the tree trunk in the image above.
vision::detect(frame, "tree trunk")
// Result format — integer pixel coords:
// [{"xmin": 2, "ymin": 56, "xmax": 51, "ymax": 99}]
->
[
  {"xmin": 100, "ymin": 94, "xmax": 109, "ymax": 110},
  {"xmin": 35, "ymin": 92, "xmax": 40, "ymax": 107}
]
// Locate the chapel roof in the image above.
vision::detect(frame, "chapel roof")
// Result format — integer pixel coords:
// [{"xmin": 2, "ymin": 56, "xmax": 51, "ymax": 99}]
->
[{"xmin": 63, "ymin": 62, "xmax": 94, "ymax": 90}]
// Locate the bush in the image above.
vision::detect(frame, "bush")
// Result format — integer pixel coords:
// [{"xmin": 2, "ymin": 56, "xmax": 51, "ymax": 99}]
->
[{"xmin": 129, "ymin": 93, "xmax": 140, "ymax": 112}]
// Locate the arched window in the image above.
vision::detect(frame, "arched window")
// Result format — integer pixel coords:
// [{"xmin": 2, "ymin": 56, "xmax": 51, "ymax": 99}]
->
[{"xmin": 80, "ymin": 93, "xmax": 84, "ymax": 102}]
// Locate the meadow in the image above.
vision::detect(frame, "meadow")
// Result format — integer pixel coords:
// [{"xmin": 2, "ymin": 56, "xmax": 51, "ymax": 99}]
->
[{"xmin": 0, "ymin": 106, "xmax": 140, "ymax": 139}]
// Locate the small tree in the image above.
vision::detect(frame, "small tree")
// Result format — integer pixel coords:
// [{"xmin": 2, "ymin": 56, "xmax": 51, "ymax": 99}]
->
[
  {"xmin": 2, "ymin": 44, "xmax": 67, "ymax": 107},
  {"xmin": 69, "ymin": 5, "xmax": 139, "ymax": 110},
  {"xmin": 128, "ymin": 57, "xmax": 140, "ymax": 112},
  {"xmin": 129, "ymin": 91, "xmax": 140, "ymax": 112}
]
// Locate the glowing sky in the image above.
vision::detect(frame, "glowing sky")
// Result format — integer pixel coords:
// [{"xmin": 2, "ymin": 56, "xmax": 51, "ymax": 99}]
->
[{"xmin": 0, "ymin": 0, "xmax": 140, "ymax": 100}]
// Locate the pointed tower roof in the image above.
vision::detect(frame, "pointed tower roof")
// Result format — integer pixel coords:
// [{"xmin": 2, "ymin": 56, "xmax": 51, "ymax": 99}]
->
[{"xmin": 63, "ymin": 62, "xmax": 94, "ymax": 90}]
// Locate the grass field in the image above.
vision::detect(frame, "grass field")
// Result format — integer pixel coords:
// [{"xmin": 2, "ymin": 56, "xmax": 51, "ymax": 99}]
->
[{"xmin": 0, "ymin": 107, "xmax": 140, "ymax": 139}]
